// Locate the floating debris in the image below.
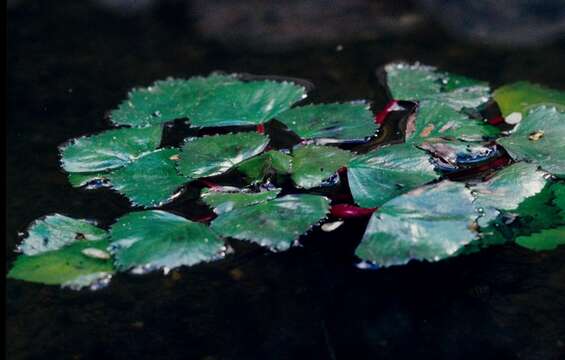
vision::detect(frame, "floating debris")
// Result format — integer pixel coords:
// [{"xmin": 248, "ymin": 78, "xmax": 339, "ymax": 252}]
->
[
  {"xmin": 81, "ymin": 247, "xmax": 111, "ymax": 260},
  {"xmin": 321, "ymin": 220, "xmax": 344, "ymax": 232}
]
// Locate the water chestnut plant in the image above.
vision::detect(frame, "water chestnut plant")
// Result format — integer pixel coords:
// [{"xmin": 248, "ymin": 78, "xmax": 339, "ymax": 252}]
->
[{"xmin": 7, "ymin": 65, "xmax": 565, "ymax": 290}]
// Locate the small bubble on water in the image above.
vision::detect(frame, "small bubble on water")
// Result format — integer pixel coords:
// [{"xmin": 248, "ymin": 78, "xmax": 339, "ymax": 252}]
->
[{"xmin": 356, "ymin": 261, "xmax": 380, "ymax": 270}]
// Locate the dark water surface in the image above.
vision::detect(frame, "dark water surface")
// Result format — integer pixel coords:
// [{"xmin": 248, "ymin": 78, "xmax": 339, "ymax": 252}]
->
[{"xmin": 6, "ymin": 2, "xmax": 565, "ymax": 359}]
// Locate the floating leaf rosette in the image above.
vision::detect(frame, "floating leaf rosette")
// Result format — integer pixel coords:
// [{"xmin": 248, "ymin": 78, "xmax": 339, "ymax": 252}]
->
[{"xmin": 9, "ymin": 66, "xmax": 565, "ymax": 291}]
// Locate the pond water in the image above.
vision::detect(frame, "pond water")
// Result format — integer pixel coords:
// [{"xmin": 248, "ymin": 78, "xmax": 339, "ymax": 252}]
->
[{"xmin": 6, "ymin": 1, "xmax": 565, "ymax": 359}]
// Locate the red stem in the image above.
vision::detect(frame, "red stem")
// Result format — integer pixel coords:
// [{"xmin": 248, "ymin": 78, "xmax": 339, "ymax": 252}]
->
[
  {"xmin": 374, "ymin": 100, "xmax": 399, "ymax": 125},
  {"xmin": 330, "ymin": 204, "xmax": 377, "ymax": 218}
]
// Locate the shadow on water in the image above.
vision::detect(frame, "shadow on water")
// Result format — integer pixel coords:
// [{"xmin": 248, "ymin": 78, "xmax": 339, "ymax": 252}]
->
[{"xmin": 6, "ymin": 1, "xmax": 565, "ymax": 359}]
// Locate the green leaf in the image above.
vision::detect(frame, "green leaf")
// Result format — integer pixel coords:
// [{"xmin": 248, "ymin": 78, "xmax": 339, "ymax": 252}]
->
[
  {"xmin": 493, "ymin": 81, "xmax": 565, "ymax": 117},
  {"xmin": 290, "ymin": 145, "xmax": 353, "ymax": 189},
  {"xmin": 68, "ymin": 172, "xmax": 109, "ymax": 188},
  {"xmin": 107, "ymin": 148, "xmax": 187, "ymax": 207},
  {"xmin": 347, "ymin": 143, "xmax": 438, "ymax": 208},
  {"xmin": 236, "ymin": 150, "xmax": 293, "ymax": 183},
  {"xmin": 384, "ymin": 63, "xmax": 489, "ymax": 110},
  {"xmin": 385, "ymin": 63, "xmax": 443, "ymax": 100},
  {"xmin": 497, "ymin": 106, "xmax": 565, "ymax": 177},
  {"xmin": 471, "ymin": 162, "xmax": 549, "ymax": 226},
  {"xmin": 443, "ymin": 74, "xmax": 489, "ymax": 92},
  {"xmin": 178, "ymin": 132, "xmax": 270, "ymax": 180},
  {"xmin": 275, "ymin": 102, "xmax": 377, "ymax": 141},
  {"xmin": 110, "ymin": 75, "xmax": 240, "ymax": 127},
  {"xmin": 8, "ymin": 240, "xmax": 114, "ymax": 289},
  {"xmin": 211, "ymin": 194, "xmax": 330, "ymax": 251},
  {"xmin": 109, "ymin": 210, "xmax": 224, "ymax": 271},
  {"xmin": 515, "ymin": 227, "xmax": 565, "ymax": 251},
  {"xmin": 201, "ymin": 188, "xmax": 281, "ymax": 214},
  {"xmin": 510, "ymin": 182, "xmax": 564, "ymax": 232},
  {"xmin": 552, "ymin": 182, "xmax": 565, "ymax": 217},
  {"xmin": 187, "ymin": 80, "xmax": 307, "ymax": 127},
  {"xmin": 356, "ymin": 181, "xmax": 479, "ymax": 266},
  {"xmin": 111, "ymin": 76, "xmax": 306, "ymax": 128},
  {"xmin": 454, "ymin": 177, "xmax": 563, "ymax": 253},
  {"xmin": 60, "ymin": 126, "xmax": 163, "ymax": 173},
  {"xmin": 432, "ymin": 86, "xmax": 490, "ymax": 111},
  {"xmin": 17, "ymin": 214, "xmax": 108, "ymax": 255},
  {"xmin": 406, "ymin": 100, "xmax": 499, "ymax": 143}
]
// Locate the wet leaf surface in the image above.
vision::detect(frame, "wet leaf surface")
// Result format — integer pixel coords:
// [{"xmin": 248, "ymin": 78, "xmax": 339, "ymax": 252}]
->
[
  {"xmin": 290, "ymin": 145, "xmax": 353, "ymax": 189},
  {"xmin": 515, "ymin": 227, "xmax": 565, "ymax": 251},
  {"xmin": 67, "ymin": 171, "xmax": 109, "ymax": 188},
  {"xmin": 17, "ymin": 214, "xmax": 108, "ymax": 255},
  {"xmin": 385, "ymin": 62, "xmax": 490, "ymax": 110},
  {"xmin": 276, "ymin": 102, "xmax": 377, "ymax": 141},
  {"xmin": 236, "ymin": 150, "xmax": 293, "ymax": 183},
  {"xmin": 464, "ymin": 180, "xmax": 565, "ymax": 252},
  {"xmin": 201, "ymin": 187, "xmax": 281, "ymax": 214},
  {"xmin": 347, "ymin": 143, "xmax": 438, "ymax": 208},
  {"xmin": 109, "ymin": 210, "xmax": 225, "ymax": 272},
  {"xmin": 471, "ymin": 162, "xmax": 549, "ymax": 226},
  {"xmin": 187, "ymin": 80, "xmax": 307, "ymax": 127},
  {"xmin": 108, "ymin": 148, "xmax": 187, "ymax": 208},
  {"xmin": 493, "ymin": 81, "xmax": 565, "ymax": 117},
  {"xmin": 178, "ymin": 132, "xmax": 269, "ymax": 179},
  {"xmin": 497, "ymin": 106, "xmax": 565, "ymax": 176},
  {"xmin": 211, "ymin": 194, "xmax": 330, "ymax": 251},
  {"xmin": 8, "ymin": 240, "xmax": 114, "ymax": 288},
  {"xmin": 553, "ymin": 182, "xmax": 565, "ymax": 216},
  {"xmin": 407, "ymin": 100, "xmax": 499, "ymax": 143},
  {"xmin": 60, "ymin": 126, "xmax": 163, "ymax": 173},
  {"xmin": 356, "ymin": 181, "xmax": 479, "ymax": 266},
  {"xmin": 384, "ymin": 63, "xmax": 443, "ymax": 100},
  {"xmin": 110, "ymin": 75, "xmax": 240, "ymax": 127}
]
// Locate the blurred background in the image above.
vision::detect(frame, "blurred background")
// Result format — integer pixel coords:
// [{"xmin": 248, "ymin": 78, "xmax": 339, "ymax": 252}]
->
[{"xmin": 6, "ymin": 1, "xmax": 565, "ymax": 360}]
